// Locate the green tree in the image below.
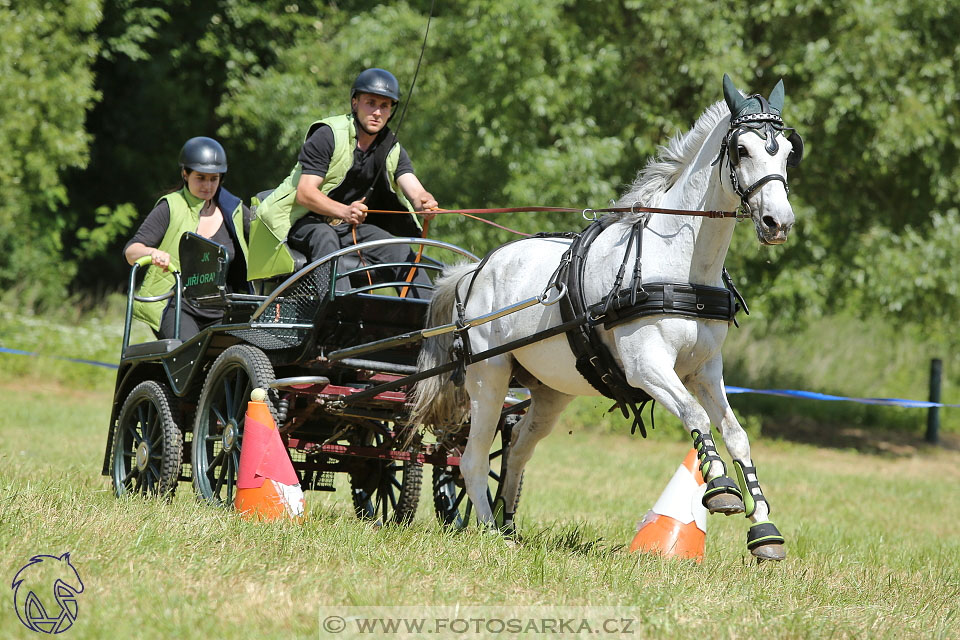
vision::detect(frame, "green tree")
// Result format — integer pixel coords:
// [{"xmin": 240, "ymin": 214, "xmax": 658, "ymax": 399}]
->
[{"xmin": 0, "ymin": 0, "xmax": 101, "ymax": 305}]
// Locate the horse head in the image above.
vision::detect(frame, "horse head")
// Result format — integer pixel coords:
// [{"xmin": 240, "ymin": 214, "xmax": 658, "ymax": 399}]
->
[{"xmin": 721, "ymin": 74, "xmax": 801, "ymax": 245}]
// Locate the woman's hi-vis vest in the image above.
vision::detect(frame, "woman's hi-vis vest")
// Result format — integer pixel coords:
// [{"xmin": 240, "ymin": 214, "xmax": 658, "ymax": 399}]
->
[
  {"xmin": 133, "ymin": 188, "xmax": 249, "ymax": 332},
  {"xmin": 246, "ymin": 114, "xmax": 415, "ymax": 280}
]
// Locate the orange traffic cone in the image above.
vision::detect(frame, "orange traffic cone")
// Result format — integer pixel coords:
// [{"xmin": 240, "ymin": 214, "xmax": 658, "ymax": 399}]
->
[
  {"xmin": 234, "ymin": 388, "xmax": 306, "ymax": 521},
  {"xmin": 630, "ymin": 448, "xmax": 707, "ymax": 562}
]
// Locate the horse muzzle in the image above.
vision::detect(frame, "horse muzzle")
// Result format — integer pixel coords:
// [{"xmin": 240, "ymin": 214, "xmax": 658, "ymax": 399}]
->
[{"xmin": 755, "ymin": 213, "xmax": 793, "ymax": 245}]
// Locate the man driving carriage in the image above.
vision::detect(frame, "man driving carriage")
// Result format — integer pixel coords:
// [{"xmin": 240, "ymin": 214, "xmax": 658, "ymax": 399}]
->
[{"xmin": 247, "ymin": 68, "xmax": 438, "ymax": 297}]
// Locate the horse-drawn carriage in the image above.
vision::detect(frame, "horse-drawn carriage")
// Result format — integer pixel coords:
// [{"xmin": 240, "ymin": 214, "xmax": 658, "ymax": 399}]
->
[
  {"xmin": 102, "ymin": 231, "xmax": 524, "ymax": 527},
  {"xmin": 103, "ymin": 74, "xmax": 803, "ymax": 560}
]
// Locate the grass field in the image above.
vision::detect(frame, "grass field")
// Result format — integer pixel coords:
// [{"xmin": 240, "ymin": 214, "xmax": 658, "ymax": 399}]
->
[{"xmin": 1, "ymin": 377, "xmax": 959, "ymax": 639}]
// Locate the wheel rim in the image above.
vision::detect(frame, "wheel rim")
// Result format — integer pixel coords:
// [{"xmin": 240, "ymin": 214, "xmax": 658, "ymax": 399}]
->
[
  {"xmin": 351, "ymin": 430, "xmax": 420, "ymax": 525},
  {"xmin": 195, "ymin": 363, "xmax": 250, "ymax": 506},
  {"xmin": 115, "ymin": 395, "xmax": 165, "ymax": 494}
]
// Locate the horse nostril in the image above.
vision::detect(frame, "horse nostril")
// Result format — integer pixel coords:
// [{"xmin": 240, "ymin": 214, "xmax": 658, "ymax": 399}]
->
[{"xmin": 761, "ymin": 215, "xmax": 778, "ymax": 230}]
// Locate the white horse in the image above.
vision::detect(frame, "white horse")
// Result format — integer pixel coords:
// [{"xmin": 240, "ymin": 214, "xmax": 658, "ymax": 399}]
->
[{"xmin": 411, "ymin": 75, "xmax": 801, "ymax": 561}]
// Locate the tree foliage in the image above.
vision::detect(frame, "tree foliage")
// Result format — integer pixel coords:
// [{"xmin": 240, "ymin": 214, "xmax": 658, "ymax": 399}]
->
[
  {"xmin": 6, "ymin": 0, "xmax": 960, "ymax": 333},
  {"xmin": 0, "ymin": 0, "xmax": 100, "ymax": 305}
]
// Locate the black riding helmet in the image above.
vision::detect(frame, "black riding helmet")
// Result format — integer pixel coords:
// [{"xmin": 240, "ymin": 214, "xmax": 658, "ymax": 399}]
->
[
  {"xmin": 350, "ymin": 68, "xmax": 401, "ymax": 104},
  {"xmin": 178, "ymin": 137, "xmax": 228, "ymax": 174}
]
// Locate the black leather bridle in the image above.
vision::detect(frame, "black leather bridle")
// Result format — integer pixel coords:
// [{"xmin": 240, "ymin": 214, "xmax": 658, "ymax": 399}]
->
[{"xmin": 714, "ymin": 100, "xmax": 804, "ymax": 208}]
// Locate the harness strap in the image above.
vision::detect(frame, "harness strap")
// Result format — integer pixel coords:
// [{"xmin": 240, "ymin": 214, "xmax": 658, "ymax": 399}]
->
[{"xmin": 558, "ymin": 217, "xmax": 655, "ymax": 437}]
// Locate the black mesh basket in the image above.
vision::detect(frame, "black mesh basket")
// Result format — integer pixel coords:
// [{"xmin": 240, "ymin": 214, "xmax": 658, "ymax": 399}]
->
[{"xmin": 228, "ymin": 262, "xmax": 333, "ymax": 351}]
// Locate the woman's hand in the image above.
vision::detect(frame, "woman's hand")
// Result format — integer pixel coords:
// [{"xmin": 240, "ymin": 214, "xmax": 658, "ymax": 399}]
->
[{"xmin": 149, "ymin": 248, "xmax": 172, "ymax": 271}]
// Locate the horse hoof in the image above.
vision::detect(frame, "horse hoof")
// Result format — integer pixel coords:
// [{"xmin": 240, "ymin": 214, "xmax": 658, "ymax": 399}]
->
[
  {"xmin": 705, "ymin": 493, "xmax": 745, "ymax": 515},
  {"xmin": 751, "ymin": 543, "xmax": 787, "ymax": 562}
]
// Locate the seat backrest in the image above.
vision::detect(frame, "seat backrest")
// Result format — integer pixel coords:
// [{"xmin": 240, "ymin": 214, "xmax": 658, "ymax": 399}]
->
[{"xmin": 179, "ymin": 232, "xmax": 230, "ymax": 304}]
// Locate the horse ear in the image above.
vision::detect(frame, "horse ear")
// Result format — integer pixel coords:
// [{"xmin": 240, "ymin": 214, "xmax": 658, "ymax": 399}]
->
[
  {"xmin": 768, "ymin": 79, "xmax": 785, "ymax": 113},
  {"xmin": 723, "ymin": 74, "xmax": 745, "ymax": 115}
]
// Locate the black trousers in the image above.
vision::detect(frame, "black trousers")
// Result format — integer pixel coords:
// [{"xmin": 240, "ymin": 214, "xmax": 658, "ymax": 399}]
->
[
  {"xmin": 287, "ymin": 215, "xmax": 432, "ymax": 299},
  {"xmin": 157, "ymin": 302, "xmax": 221, "ymax": 340}
]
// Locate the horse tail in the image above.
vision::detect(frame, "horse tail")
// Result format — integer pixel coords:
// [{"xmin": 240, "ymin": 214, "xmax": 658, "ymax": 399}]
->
[{"xmin": 408, "ymin": 263, "xmax": 475, "ymax": 431}]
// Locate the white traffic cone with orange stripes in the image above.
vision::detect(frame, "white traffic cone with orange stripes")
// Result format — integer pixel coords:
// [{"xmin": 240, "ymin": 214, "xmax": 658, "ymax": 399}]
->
[
  {"xmin": 234, "ymin": 388, "xmax": 305, "ymax": 521},
  {"xmin": 630, "ymin": 448, "xmax": 707, "ymax": 562}
]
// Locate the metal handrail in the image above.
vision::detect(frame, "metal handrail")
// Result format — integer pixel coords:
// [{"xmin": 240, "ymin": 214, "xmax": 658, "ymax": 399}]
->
[
  {"xmin": 122, "ymin": 257, "xmax": 183, "ymax": 353},
  {"xmin": 251, "ymin": 238, "xmax": 479, "ymax": 320}
]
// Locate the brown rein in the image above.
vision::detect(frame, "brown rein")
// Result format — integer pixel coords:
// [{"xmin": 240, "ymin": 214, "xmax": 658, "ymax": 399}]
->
[{"xmin": 365, "ymin": 204, "xmax": 742, "ymax": 219}]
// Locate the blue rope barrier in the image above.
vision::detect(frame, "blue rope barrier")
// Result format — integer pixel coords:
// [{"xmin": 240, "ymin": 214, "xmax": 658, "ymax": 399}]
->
[
  {"xmin": 726, "ymin": 386, "xmax": 960, "ymax": 409},
  {"xmin": 0, "ymin": 344, "xmax": 955, "ymax": 408},
  {"xmin": 0, "ymin": 346, "xmax": 119, "ymax": 370}
]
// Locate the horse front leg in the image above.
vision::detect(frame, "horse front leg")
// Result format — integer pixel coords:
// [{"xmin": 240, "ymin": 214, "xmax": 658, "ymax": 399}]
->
[
  {"xmin": 689, "ymin": 358, "xmax": 787, "ymax": 561},
  {"xmin": 460, "ymin": 356, "xmax": 513, "ymax": 529},
  {"xmin": 623, "ymin": 347, "xmax": 745, "ymax": 516}
]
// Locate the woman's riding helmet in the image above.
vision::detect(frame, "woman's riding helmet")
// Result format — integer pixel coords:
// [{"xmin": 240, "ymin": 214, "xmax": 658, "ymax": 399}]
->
[{"xmin": 178, "ymin": 137, "xmax": 228, "ymax": 174}]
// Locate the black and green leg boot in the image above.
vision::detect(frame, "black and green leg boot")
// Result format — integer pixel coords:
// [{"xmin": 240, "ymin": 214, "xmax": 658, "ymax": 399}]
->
[
  {"xmin": 733, "ymin": 460, "xmax": 786, "ymax": 561},
  {"xmin": 691, "ymin": 429, "xmax": 744, "ymax": 515}
]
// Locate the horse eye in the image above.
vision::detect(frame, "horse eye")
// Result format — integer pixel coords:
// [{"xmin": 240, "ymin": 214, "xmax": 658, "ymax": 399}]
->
[{"xmin": 737, "ymin": 144, "xmax": 749, "ymax": 158}]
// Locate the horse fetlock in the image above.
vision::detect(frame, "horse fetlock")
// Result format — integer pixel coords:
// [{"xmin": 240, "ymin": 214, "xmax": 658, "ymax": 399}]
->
[
  {"xmin": 703, "ymin": 476, "xmax": 745, "ymax": 515},
  {"xmin": 690, "ymin": 428, "xmax": 726, "ymax": 479},
  {"xmin": 746, "ymin": 520, "xmax": 786, "ymax": 562},
  {"xmin": 732, "ymin": 459, "xmax": 770, "ymax": 519}
]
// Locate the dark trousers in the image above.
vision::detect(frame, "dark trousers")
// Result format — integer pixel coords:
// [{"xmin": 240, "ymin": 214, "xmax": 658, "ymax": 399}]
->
[
  {"xmin": 287, "ymin": 215, "xmax": 432, "ymax": 299},
  {"xmin": 157, "ymin": 303, "xmax": 221, "ymax": 341}
]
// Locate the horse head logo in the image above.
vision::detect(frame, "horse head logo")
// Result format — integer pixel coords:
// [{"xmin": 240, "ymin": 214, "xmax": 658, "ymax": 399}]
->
[{"xmin": 11, "ymin": 553, "xmax": 84, "ymax": 634}]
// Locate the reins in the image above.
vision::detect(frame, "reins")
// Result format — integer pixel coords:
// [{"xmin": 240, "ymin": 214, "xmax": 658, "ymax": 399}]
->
[
  {"xmin": 365, "ymin": 203, "xmax": 745, "ymax": 238},
  {"xmin": 366, "ymin": 204, "xmax": 743, "ymax": 219}
]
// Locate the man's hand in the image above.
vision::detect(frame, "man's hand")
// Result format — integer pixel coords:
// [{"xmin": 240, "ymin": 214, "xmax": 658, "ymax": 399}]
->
[
  {"xmin": 342, "ymin": 197, "xmax": 368, "ymax": 225},
  {"xmin": 415, "ymin": 192, "xmax": 439, "ymax": 222}
]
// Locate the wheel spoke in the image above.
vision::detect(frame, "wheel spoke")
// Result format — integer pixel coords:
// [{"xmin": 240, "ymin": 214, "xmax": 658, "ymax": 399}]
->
[
  {"xmin": 222, "ymin": 377, "xmax": 234, "ymax": 420},
  {"xmin": 145, "ymin": 404, "xmax": 158, "ymax": 443},
  {"xmin": 148, "ymin": 461, "xmax": 161, "ymax": 479},
  {"xmin": 210, "ymin": 405, "xmax": 227, "ymax": 430},
  {"xmin": 126, "ymin": 422, "xmax": 143, "ymax": 445},
  {"xmin": 226, "ymin": 451, "xmax": 238, "ymax": 504},
  {"xmin": 213, "ymin": 457, "xmax": 227, "ymax": 495},
  {"xmin": 122, "ymin": 467, "xmax": 138, "ymax": 485},
  {"xmin": 451, "ymin": 487, "xmax": 467, "ymax": 511},
  {"xmin": 390, "ymin": 476, "xmax": 403, "ymax": 491},
  {"xmin": 135, "ymin": 405, "xmax": 148, "ymax": 440},
  {"xmin": 488, "ymin": 470, "xmax": 501, "ymax": 482},
  {"xmin": 209, "ymin": 449, "xmax": 225, "ymax": 468}
]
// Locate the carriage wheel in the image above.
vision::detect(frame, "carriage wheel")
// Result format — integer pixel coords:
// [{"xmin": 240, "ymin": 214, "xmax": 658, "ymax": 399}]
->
[
  {"xmin": 192, "ymin": 344, "xmax": 276, "ymax": 506},
  {"xmin": 111, "ymin": 380, "xmax": 182, "ymax": 497},
  {"xmin": 350, "ymin": 429, "xmax": 422, "ymax": 526},
  {"xmin": 432, "ymin": 402, "xmax": 527, "ymax": 529}
]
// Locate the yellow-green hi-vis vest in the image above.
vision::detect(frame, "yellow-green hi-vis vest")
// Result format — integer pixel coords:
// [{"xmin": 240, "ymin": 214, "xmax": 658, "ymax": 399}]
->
[
  {"xmin": 133, "ymin": 188, "xmax": 249, "ymax": 331},
  {"xmin": 246, "ymin": 114, "xmax": 415, "ymax": 280}
]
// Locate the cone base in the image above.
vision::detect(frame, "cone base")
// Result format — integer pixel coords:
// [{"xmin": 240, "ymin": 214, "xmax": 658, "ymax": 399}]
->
[
  {"xmin": 235, "ymin": 481, "xmax": 305, "ymax": 522},
  {"xmin": 630, "ymin": 514, "xmax": 705, "ymax": 563}
]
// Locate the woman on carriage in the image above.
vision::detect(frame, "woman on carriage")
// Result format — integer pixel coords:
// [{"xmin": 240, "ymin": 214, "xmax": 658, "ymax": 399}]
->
[{"xmin": 124, "ymin": 136, "xmax": 251, "ymax": 340}]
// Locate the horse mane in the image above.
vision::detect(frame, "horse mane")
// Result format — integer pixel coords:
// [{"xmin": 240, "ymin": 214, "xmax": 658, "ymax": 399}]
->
[{"xmin": 614, "ymin": 100, "xmax": 730, "ymax": 219}]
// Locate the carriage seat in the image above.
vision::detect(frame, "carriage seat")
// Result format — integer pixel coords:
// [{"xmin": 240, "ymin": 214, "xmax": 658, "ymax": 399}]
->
[
  {"xmin": 251, "ymin": 189, "xmax": 367, "ymax": 295},
  {"xmin": 122, "ymin": 339, "xmax": 182, "ymax": 359}
]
